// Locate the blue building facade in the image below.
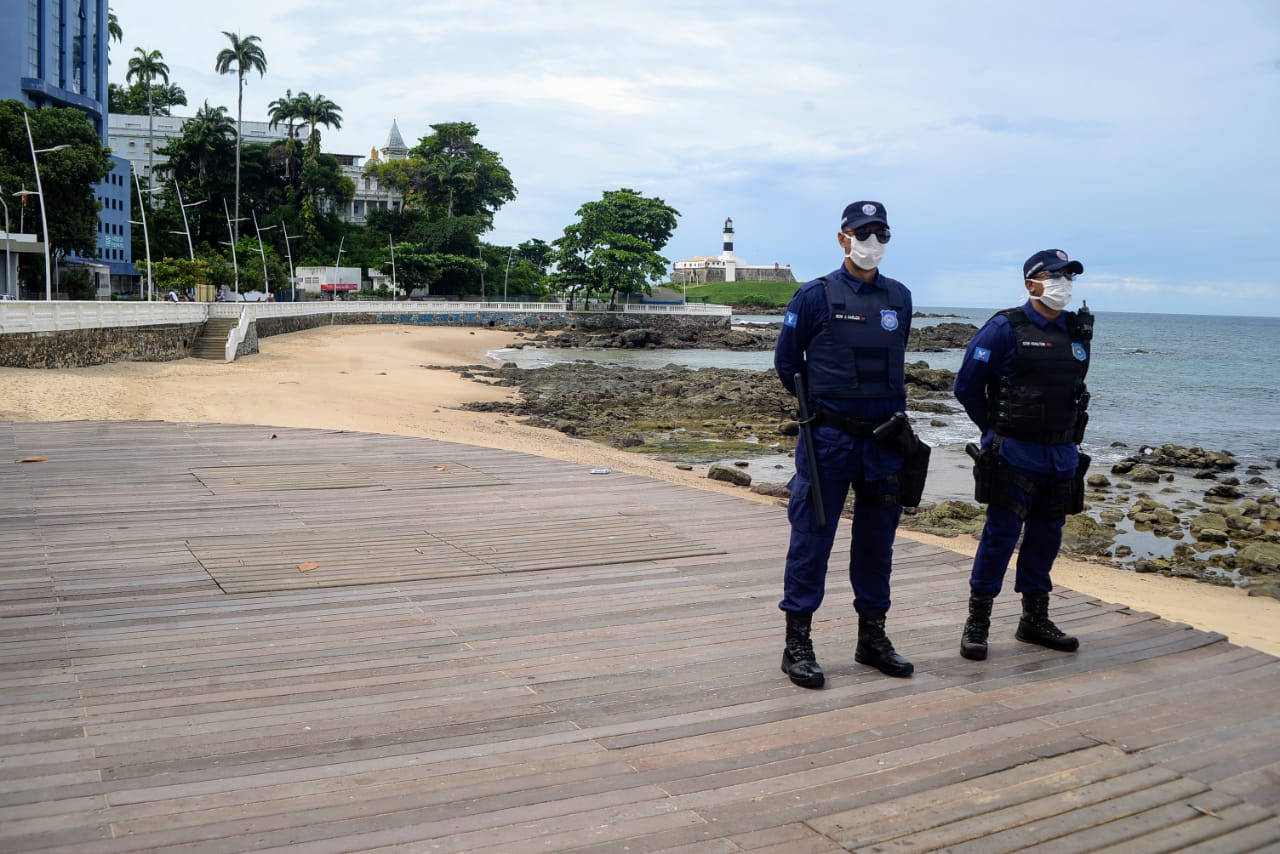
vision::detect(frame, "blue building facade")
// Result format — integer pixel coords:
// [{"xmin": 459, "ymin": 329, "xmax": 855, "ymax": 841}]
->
[{"xmin": 1, "ymin": 0, "xmax": 135, "ymax": 293}]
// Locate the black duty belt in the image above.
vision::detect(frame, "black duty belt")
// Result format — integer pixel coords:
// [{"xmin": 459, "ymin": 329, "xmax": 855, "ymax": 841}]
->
[
  {"xmin": 813, "ymin": 407, "xmax": 878, "ymax": 438},
  {"xmin": 997, "ymin": 428, "xmax": 1075, "ymax": 445}
]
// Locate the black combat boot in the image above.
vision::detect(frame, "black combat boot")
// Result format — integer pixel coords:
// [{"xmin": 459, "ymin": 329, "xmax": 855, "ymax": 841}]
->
[
  {"xmin": 781, "ymin": 611, "xmax": 825, "ymax": 688},
  {"xmin": 960, "ymin": 592, "xmax": 995, "ymax": 660},
  {"xmin": 854, "ymin": 614, "xmax": 914, "ymax": 678},
  {"xmin": 1015, "ymin": 592, "xmax": 1079, "ymax": 652}
]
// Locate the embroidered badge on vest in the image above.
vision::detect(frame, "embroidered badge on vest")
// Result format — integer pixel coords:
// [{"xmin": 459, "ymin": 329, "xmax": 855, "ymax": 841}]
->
[
  {"xmin": 1072, "ymin": 342, "xmax": 1087, "ymax": 361},
  {"xmin": 880, "ymin": 309, "xmax": 899, "ymax": 331}
]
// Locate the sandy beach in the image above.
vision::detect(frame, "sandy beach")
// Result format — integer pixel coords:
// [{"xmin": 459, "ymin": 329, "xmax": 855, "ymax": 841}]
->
[{"xmin": 4, "ymin": 323, "xmax": 1277, "ymax": 656}]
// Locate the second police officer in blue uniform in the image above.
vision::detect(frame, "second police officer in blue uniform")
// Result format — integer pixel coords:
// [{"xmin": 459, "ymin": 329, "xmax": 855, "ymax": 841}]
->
[
  {"xmin": 774, "ymin": 200, "xmax": 924, "ymax": 688},
  {"xmin": 953, "ymin": 249, "xmax": 1094, "ymax": 661}
]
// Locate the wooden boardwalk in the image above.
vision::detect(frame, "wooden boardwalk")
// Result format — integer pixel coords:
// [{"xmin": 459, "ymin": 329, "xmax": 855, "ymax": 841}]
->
[{"xmin": 2, "ymin": 420, "xmax": 1278, "ymax": 853}]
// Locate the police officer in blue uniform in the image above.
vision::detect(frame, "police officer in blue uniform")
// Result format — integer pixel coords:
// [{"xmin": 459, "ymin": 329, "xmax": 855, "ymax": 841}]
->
[
  {"xmin": 953, "ymin": 249, "xmax": 1093, "ymax": 660},
  {"xmin": 774, "ymin": 200, "xmax": 916, "ymax": 688}
]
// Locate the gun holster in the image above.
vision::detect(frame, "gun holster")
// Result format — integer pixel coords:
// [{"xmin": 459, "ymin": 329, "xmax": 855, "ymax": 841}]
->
[
  {"xmin": 875, "ymin": 415, "xmax": 930, "ymax": 509},
  {"xmin": 896, "ymin": 432, "xmax": 931, "ymax": 509},
  {"xmin": 967, "ymin": 442, "xmax": 997, "ymax": 505},
  {"xmin": 1070, "ymin": 451, "xmax": 1092, "ymax": 515}
]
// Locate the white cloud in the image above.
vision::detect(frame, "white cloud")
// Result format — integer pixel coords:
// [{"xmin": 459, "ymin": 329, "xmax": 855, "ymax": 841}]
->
[{"xmin": 107, "ymin": 0, "xmax": 1280, "ymax": 315}]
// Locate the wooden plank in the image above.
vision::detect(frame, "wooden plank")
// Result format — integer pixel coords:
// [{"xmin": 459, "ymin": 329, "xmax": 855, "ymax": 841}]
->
[
  {"xmin": 0, "ymin": 419, "xmax": 1277, "ymax": 854},
  {"xmin": 186, "ymin": 517, "xmax": 722, "ymax": 592}
]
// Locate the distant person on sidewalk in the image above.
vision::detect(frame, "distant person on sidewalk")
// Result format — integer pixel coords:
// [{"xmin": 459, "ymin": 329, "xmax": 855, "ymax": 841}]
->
[
  {"xmin": 953, "ymin": 249, "xmax": 1095, "ymax": 660},
  {"xmin": 773, "ymin": 200, "xmax": 920, "ymax": 688}
]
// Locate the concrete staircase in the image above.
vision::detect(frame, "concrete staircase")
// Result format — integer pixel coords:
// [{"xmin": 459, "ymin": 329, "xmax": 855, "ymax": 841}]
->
[{"xmin": 191, "ymin": 318, "xmax": 237, "ymax": 360}]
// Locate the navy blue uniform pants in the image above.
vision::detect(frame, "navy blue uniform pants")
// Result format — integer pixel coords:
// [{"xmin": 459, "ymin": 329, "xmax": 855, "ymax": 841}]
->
[
  {"xmin": 780, "ymin": 426, "xmax": 902, "ymax": 616},
  {"xmin": 970, "ymin": 463, "xmax": 1074, "ymax": 597}
]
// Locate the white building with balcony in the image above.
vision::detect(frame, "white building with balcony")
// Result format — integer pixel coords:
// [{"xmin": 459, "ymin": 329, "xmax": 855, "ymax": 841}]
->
[{"xmin": 326, "ymin": 120, "xmax": 408, "ymax": 225}]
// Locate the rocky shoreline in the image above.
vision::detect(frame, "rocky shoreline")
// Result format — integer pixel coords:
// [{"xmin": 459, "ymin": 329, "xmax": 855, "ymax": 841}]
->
[
  {"xmin": 508, "ymin": 319, "xmax": 977, "ymax": 353},
  {"xmin": 451, "ymin": 330, "xmax": 1280, "ymax": 599}
]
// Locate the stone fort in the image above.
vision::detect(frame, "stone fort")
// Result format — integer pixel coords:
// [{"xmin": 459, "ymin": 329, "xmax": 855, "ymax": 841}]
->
[{"xmin": 672, "ymin": 219, "xmax": 796, "ymax": 285}]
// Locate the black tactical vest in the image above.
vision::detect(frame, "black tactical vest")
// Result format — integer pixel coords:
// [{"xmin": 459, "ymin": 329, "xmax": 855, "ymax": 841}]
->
[
  {"xmin": 806, "ymin": 275, "xmax": 909, "ymax": 399},
  {"xmin": 988, "ymin": 307, "xmax": 1090, "ymax": 444}
]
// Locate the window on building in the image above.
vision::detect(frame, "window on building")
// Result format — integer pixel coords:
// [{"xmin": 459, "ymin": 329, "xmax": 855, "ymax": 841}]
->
[{"xmin": 27, "ymin": 0, "xmax": 41, "ymax": 77}]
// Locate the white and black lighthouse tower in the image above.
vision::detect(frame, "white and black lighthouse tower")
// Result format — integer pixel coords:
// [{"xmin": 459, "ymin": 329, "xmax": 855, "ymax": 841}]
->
[{"xmin": 719, "ymin": 217, "xmax": 739, "ymax": 281}]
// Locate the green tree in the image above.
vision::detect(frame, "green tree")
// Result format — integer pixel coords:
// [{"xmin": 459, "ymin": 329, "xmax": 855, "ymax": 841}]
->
[
  {"xmin": 214, "ymin": 31, "xmax": 267, "ymax": 248},
  {"xmin": 125, "ymin": 47, "xmax": 169, "ymax": 190},
  {"xmin": 108, "ymin": 80, "xmax": 187, "ymax": 116},
  {"xmin": 151, "ymin": 257, "xmax": 213, "ymax": 296},
  {"xmin": 388, "ymin": 243, "xmax": 477, "ymax": 297},
  {"xmin": 107, "ymin": 9, "xmax": 122, "ymax": 44},
  {"xmin": 368, "ymin": 123, "xmax": 515, "ymax": 297},
  {"xmin": 293, "ymin": 92, "xmax": 344, "ymax": 237},
  {"xmin": 374, "ymin": 121, "xmax": 514, "ymax": 228},
  {"xmin": 552, "ymin": 188, "xmax": 679, "ymax": 309},
  {"xmin": 267, "ymin": 89, "xmax": 301, "ymax": 186},
  {"xmin": 267, "ymin": 89, "xmax": 301, "ymax": 141},
  {"xmin": 159, "ymin": 101, "xmax": 234, "ymax": 186},
  {"xmin": 0, "ymin": 101, "xmax": 112, "ymax": 267},
  {"xmin": 516, "ymin": 238, "xmax": 555, "ymax": 274},
  {"xmin": 295, "ymin": 92, "xmax": 343, "ymax": 142}
]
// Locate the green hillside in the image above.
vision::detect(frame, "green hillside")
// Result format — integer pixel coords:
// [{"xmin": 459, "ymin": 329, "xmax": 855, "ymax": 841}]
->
[{"xmin": 670, "ymin": 279, "xmax": 800, "ymax": 309}]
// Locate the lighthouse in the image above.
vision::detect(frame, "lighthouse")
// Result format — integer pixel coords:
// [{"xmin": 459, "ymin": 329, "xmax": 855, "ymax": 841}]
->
[{"xmin": 720, "ymin": 217, "xmax": 737, "ymax": 282}]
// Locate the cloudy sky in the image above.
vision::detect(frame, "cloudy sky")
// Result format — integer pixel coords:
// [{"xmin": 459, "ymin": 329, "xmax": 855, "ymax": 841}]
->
[{"xmin": 109, "ymin": 1, "xmax": 1279, "ymax": 316}]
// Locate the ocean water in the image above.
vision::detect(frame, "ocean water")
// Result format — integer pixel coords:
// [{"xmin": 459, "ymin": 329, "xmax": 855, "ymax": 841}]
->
[{"xmin": 492, "ymin": 306, "xmax": 1280, "ymax": 470}]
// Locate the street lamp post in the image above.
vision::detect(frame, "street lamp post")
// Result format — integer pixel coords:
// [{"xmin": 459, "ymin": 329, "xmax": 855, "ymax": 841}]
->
[
  {"xmin": 281, "ymin": 223, "xmax": 298, "ymax": 302},
  {"xmin": 0, "ymin": 181, "xmax": 10, "ymax": 299},
  {"xmin": 334, "ymin": 235, "xmax": 346, "ymax": 301},
  {"xmin": 171, "ymin": 182, "xmax": 205, "ymax": 262},
  {"xmin": 24, "ymin": 114, "xmax": 70, "ymax": 300},
  {"xmin": 222, "ymin": 198, "xmax": 246, "ymax": 293},
  {"xmin": 129, "ymin": 170, "xmax": 162, "ymax": 301},
  {"xmin": 252, "ymin": 210, "xmax": 276, "ymax": 297},
  {"xmin": 503, "ymin": 245, "xmax": 514, "ymax": 302},
  {"xmin": 388, "ymin": 234, "xmax": 396, "ymax": 301}
]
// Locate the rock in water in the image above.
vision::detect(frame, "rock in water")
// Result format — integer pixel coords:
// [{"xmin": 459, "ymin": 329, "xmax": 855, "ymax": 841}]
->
[{"xmin": 707, "ymin": 463, "xmax": 752, "ymax": 486}]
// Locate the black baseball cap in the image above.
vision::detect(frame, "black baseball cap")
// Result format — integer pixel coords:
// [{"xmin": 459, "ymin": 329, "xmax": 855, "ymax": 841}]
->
[
  {"xmin": 1024, "ymin": 249, "xmax": 1084, "ymax": 278},
  {"xmin": 841, "ymin": 201, "xmax": 888, "ymax": 230}
]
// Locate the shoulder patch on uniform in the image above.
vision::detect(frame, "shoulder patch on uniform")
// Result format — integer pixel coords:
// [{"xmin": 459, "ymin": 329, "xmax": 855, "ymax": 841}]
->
[
  {"xmin": 1072, "ymin": 342, "xmax": 1087, "ymax": 361},
  {"xmin": 973, "ymin": 346, "xmax": 991, "ymax": 363},
  {"xmin": 783, "ymin": 311, "xmax": 798, "ymax": 328},
  {"xmin": 880, "ymin": 309, "xmax": 899, "ymax": 331}
]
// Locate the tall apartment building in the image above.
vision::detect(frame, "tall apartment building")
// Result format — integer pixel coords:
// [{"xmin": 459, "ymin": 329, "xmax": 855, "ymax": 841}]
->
[{"xmin": 0, "ymin": 0, "xmax": 135, "ymax": 296}]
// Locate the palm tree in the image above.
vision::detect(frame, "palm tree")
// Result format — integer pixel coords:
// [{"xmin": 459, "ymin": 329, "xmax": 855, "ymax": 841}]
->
[
  {"xmin": 125, "ymin": 47, "xmax": 169, "ymax": 196},
  {"xmin": 181, "ymin": 101, "xmax": 235, "ymax": 184},
  {"xmin": 214, "ymin": 31, "xmax": 267, "ymax": 245},
  {"xmin": 268, "ymin": 89, "xmax": 301, "ymax": 184},
  {"xmin": 155, "ymin": 82, "xmax": 187, "ymax": 115},
  {"xmin": 108, "ymin": 9, "xmax": 122, "ymax": 44},
  {"xmin": 268, "ymin": 89, "xmax": 301, "ymax": 140},
  {"xmin": 296, "ymin": 92, "xmax": 343, "ymax": 142},
  {"xmin": 293, "ymin": 92, "xmax": 344, "ymax": 234},
  {"xmin": 430, "ymin": 156, "xmax": 477, "ymax": 219}
]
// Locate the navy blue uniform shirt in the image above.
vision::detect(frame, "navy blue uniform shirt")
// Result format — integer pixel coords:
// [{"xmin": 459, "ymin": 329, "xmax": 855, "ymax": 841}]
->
[
  {"xmin": 954, "ymin": 301, "xmax": 1079, "ymax": 473},
  {"xmin": 775, "ymin": 265, "xmax": 912, "ymax": 423}
]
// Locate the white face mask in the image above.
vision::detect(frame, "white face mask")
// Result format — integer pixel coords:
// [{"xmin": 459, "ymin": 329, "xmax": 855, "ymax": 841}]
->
[
  {"xmin": 845, "ymin": 234, "xmax": 886, "ymax": 270},
  {"xmin": 1030, "ymin": 275, "xmax": 1073, "ymax": 311}
]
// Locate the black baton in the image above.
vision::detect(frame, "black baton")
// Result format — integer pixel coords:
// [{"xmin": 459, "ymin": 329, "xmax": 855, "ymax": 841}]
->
[{"xmin": 793, "ymin": 372, "xmax": 826, "ymax": 529}]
